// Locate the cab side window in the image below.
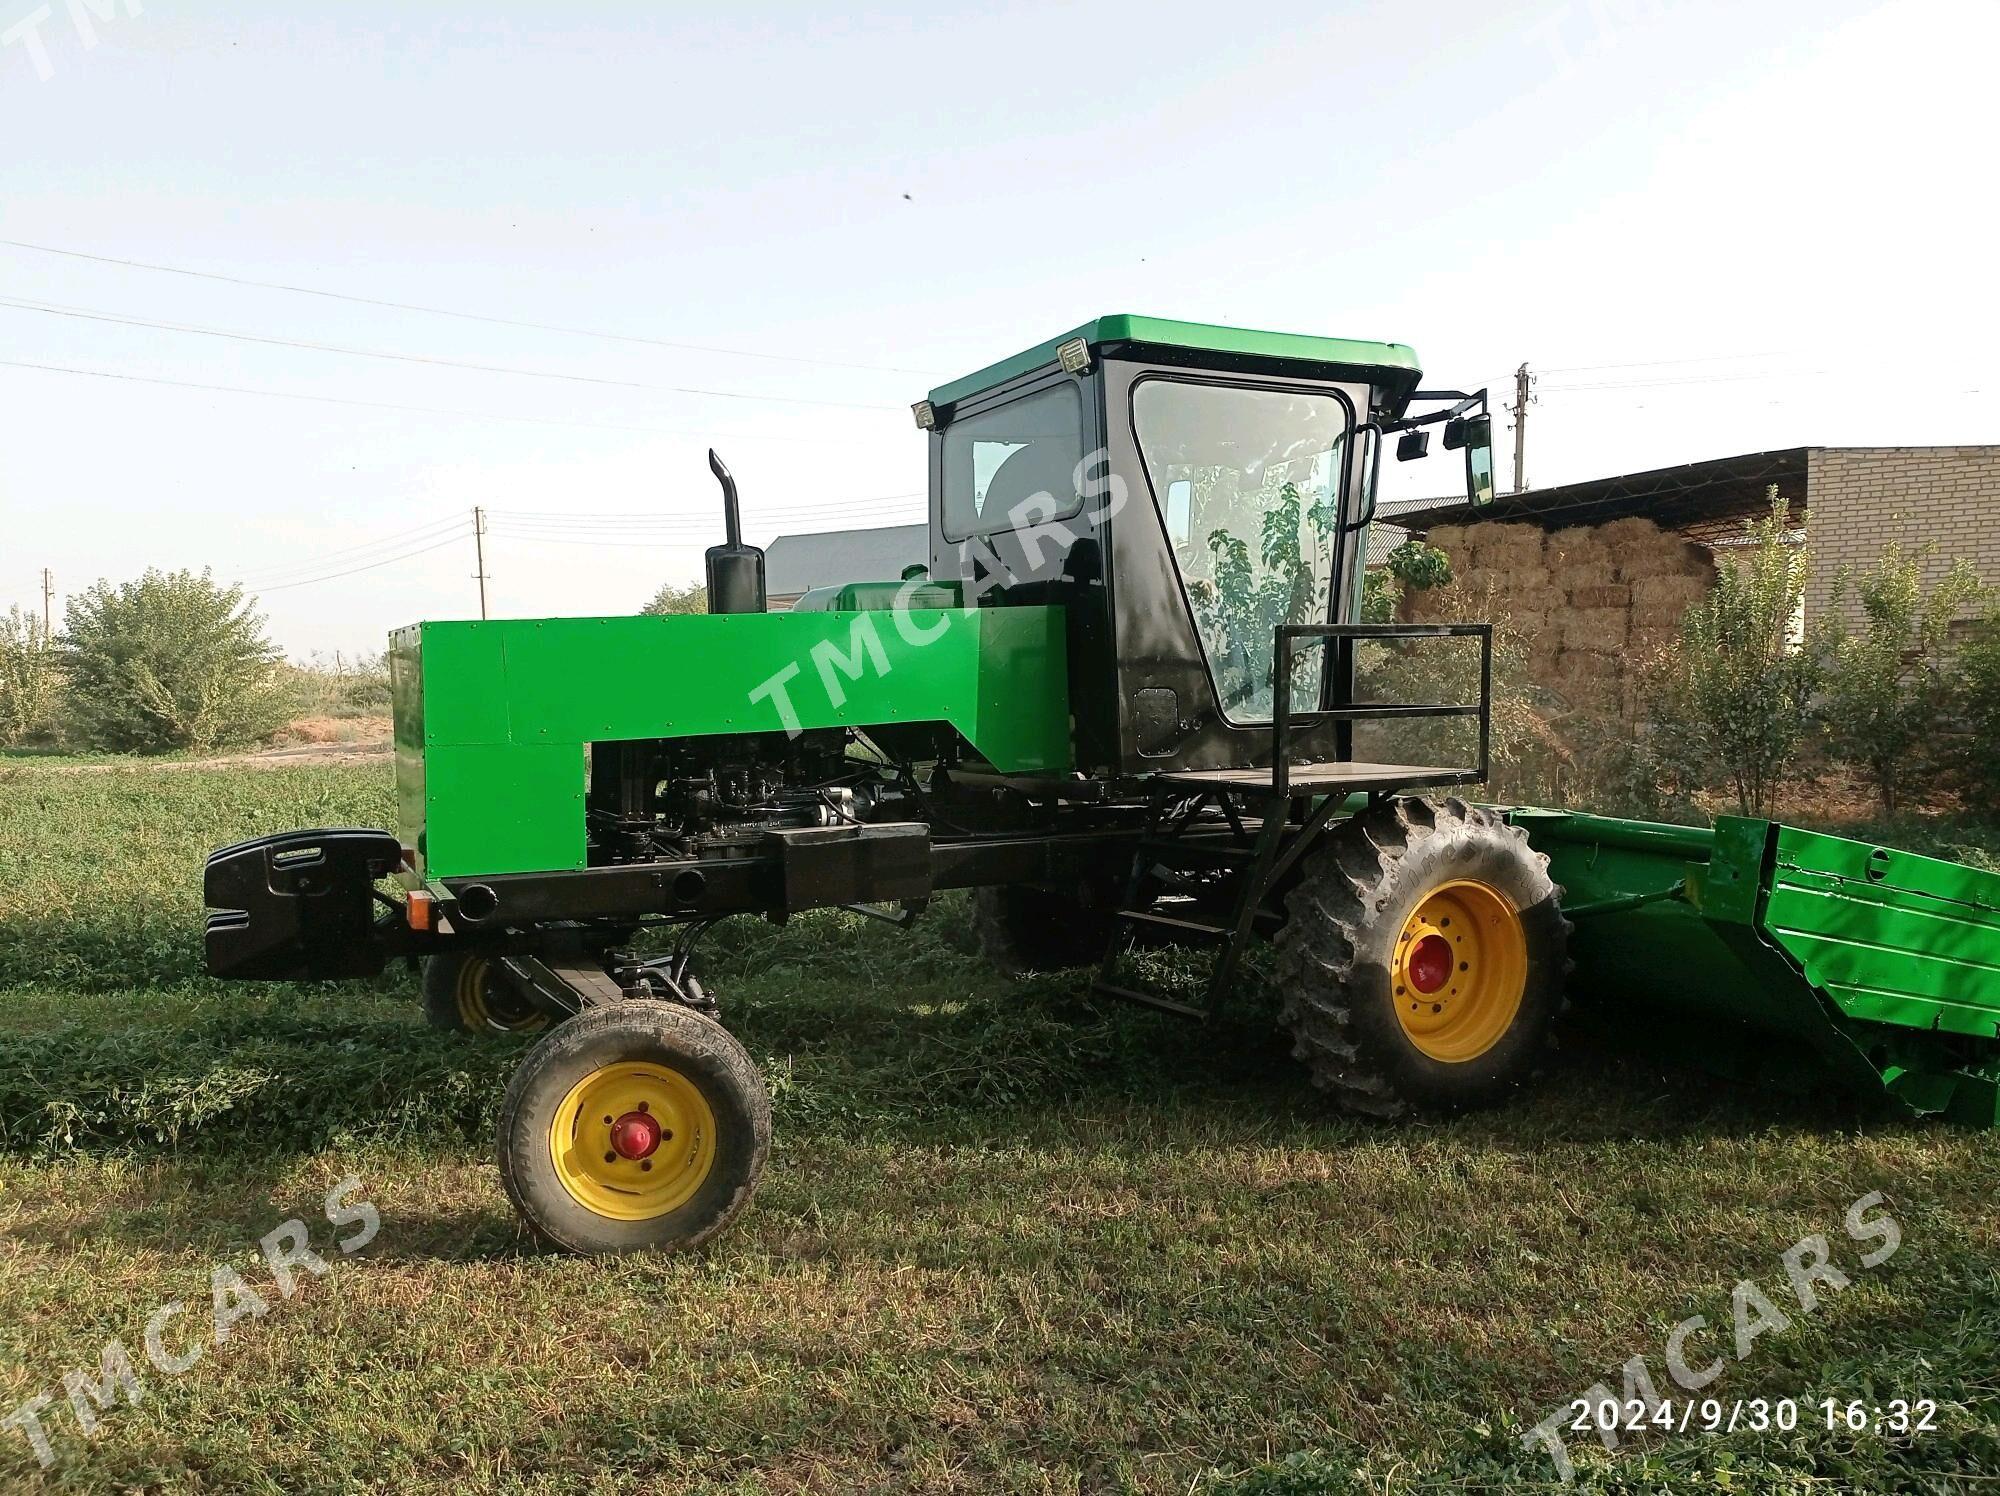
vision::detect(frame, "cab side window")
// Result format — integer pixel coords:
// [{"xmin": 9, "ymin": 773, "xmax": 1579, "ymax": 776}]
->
[{"xmin": 940, "ymin": 383, "xmax": 1085, "ymax": 542}]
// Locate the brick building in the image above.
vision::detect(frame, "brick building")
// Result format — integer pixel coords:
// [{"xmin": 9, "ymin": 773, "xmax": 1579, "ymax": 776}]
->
[{"xmin": 1801, "ymin": 447, "xmax": 2000, "ymax": 630}]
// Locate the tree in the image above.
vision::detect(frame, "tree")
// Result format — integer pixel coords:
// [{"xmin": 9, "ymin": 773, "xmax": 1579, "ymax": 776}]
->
[
  {"xmin": 62, "ymin": 570, "xmax": 289, "ymax": 753},
  {"xmin": 1386, "ymin": 538, "xmax": 1452, "ymax": 593},
  {"xmin": 1643, "ymin": 488, "xmax": 1828, "ymax": 816},
  {"xmin": 1821, "ymin": 544, "xmax": 1983, "ymax": 813},
  {"xmin": 1950, "ymin": 614, "xmax": 2000, "ymax": 814},
  {"xmin": 642, "ymin": 581, "xmax": 708, "ymax": 617},
  {"xmin": 1358, "ymin": 539, "xmax": 1453, "ymax": 625},
  {"xmin": 0, "ymin": 605, "xmax": 63, "ymax": 746},
  {"xmin": 1189, "ymin": 480, "xmax": 1335, "ymax": 713}
]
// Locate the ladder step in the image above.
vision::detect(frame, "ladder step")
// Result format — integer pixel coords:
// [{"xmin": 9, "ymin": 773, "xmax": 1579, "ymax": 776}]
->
[
  {"xmin": 1089, "ymin": 982, "xmax": 1208, "ymax": 1020},
  {"xmin": 1118, "ymin": 908, "xmax": 1228, "ymax": 938}
]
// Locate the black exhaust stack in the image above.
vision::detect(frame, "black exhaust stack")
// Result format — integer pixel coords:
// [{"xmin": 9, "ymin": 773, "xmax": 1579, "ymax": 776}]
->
[{"xmin": 703, "ymin": 449, "xmax": 768, "ymax": 614}]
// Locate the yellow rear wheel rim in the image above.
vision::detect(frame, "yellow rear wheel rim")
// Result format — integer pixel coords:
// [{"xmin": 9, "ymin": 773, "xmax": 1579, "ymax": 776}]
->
[
  {"xmin": 547, "ymin": 1061, "xmax": 717, "ymax": 1221},
  {"xmin": 1391, "ymin": 879, "xmax": 1527, "ymax": 1063},
  {"xmin": 456, "ymin": 958, "xmax": 547, "ymax": 1034}
]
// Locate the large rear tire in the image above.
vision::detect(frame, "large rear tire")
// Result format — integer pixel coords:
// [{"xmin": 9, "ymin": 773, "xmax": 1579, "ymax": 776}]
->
[
  {"xmin": 1274, "ymin": 797, "xmax": 1569, "ymax": 1117},
  {"xmin": 497, "ymin": 1001, "xmax": 770, "ymax": 1255},
  {"xmin": 421, "ymin": 953, "xmax": 549, "ymax": 1036}
]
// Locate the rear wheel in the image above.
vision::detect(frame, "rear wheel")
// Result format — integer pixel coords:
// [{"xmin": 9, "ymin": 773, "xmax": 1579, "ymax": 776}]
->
[
  {"xmin": 1274, "ymin": 797, "xmax": 1569, "ymax": 1116},
  {"xmin": 421, "ymin": 953, "xmax": 548, "ymax": 1035},
  {"xmin": 498, "ymin": 1001, "xmax": 770, "ymax": 1255}
]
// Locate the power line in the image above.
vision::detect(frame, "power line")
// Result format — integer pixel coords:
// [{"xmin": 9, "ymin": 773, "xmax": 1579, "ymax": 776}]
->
[
  {"xmin": 233, "ymin": 514, "xmax": 469, "ymax": 587},
  {"xmin": 0, "ymin": 296, "xmax": 905, "ymax": 412},
  {"xmin": 1538, "ymin": 368, "xmax": 1828, "ymax": 393},
  {"xmin": 1533, "ymin": 350, "xmax": 1788, "ymax": 377},
  {"xmin": 0, "ymin": 237, "xmax": 942, "ymax": 378},
  {"xmin": 494, "ymin": 497, "xmax": 923, "ymax": 530},
  {"xmin": 492, "ymin": 512, "xmax": 921, "ymax": 540},
  {"xmin": 246, "ymin": 530, "xmax": 469, "ymax": 592},
  {"xmin": 489, "ymin": 525, "xmax": 920, "ymax": 551},
  {"xmin": 231, "ymin": 495, "xmax": 923, "ymax": 590},
  {"xmin": 0, "ymin": 357, "xmax": 885, "ymax": 447}
]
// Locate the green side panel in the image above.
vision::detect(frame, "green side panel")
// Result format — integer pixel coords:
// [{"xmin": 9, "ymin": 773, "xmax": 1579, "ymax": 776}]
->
[
  {"xmin": 1763, "ymin": 826, "xmax": 2000, "ymax": 1040},
  {"xmin": 927, "ymin": 314, "xmax": 1422, "ymax": 408},
  {"xmin": 425, "ymin": 743, "xmax": 585, "ymax": 876},
  {"xmin": 406, "ymin": 608, "xmax": 1068, "ymax": 877}
]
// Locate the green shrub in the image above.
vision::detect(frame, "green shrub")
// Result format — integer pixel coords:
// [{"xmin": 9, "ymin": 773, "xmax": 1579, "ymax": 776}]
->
[
  {"xmin": 61, "ymin": 569, "xmax": 290, "ymax": 753},
  {"xmin": 1821, "ymin": 544, "xmax": 1983, "ymax": 813},
  {"xmin": 1643, "ymin": 488, "xmax": 1829, "ymax": 816},
  {"xmin": 280, "ymin": 650, "xmax": 393, "ymax": 718},
  {"xmin": 0, "ymin": 604, "xmax": 63, "ymax": 746}
]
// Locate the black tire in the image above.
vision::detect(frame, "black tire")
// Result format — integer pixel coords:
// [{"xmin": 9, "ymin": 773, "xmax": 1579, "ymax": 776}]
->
[
  {"xmin": 421, "ymin": 953, "xmax": 549, "ymax": 1036},
  {"xmin": 1274, "ymin": 797, "xmax": 1569, "ymax": 1117},
  {"xmin": 497, "ymin": 1000, "xmax": 770, "ymax": 1255},
  {"xmin": 971, "ymin": 884, "xmax": 1117, "ymax": 974}
]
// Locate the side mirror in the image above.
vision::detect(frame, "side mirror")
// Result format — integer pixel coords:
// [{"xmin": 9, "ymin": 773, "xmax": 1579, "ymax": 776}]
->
[
  {"xmin": 1466, "ymin": 438, "xmax": 1496, "ymax": 508},
  {"xmin": 1441, "ymin": 413, "xmax": 1495, "ymax": 507},
  {"xmin": 1396, "ymin": 429, "xmax": 1430, "ymax": 462}
]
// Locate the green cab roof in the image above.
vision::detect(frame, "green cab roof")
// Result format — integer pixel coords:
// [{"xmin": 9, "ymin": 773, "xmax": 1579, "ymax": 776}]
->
[{"xmin": 926, "ymin": 314, "xmax": 1422, "ymax": 409}]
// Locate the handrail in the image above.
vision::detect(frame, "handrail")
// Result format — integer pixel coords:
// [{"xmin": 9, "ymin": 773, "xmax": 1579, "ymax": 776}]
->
[{"xmin": 1270, "ymin": 623, "xmax": 1493, "ymax": 798}]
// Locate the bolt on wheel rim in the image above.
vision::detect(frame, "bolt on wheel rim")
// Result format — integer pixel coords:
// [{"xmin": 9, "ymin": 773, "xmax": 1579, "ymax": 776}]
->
[
  {"xmin": 548, "ymin": 1061, "xmax": 716, "ymax": 1220},
  {"xmin": 1391, "ymin": 879, "xmax": 1528, "ymax": 1063}
]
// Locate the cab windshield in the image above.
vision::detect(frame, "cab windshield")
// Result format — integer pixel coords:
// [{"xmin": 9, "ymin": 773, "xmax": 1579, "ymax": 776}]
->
[{"xmin": 1132, "ymin": 379, "xmax": 1351, "ymax": 722}]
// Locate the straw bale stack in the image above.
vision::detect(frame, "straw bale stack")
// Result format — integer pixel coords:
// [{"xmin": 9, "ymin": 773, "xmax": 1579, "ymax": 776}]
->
[{"xmin": 1400, "ymin": 514, "xmax": 1719, "ymax": 721}]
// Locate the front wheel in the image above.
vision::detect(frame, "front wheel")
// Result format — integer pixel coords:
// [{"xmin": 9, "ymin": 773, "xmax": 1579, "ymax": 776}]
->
[
  {"xmin": 497, "ymin": 1001, "xmax": 770, "ymax": 1255},
  {"xmin": 1274, "ymin": 797, "xmax": 1569, "ymax": 1117}
]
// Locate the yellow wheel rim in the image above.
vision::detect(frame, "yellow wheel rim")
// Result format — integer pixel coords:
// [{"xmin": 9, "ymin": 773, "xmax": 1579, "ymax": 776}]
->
[
  {"xmin": 1391, "ymin": 879, "xmax": 1528, "ymax": 1063},
  {"xmin": 456, "ymin": 958, "xmax": 548, "ymax": 1035},
  {"xmin": 547, "ymin": 1061, "xmax": 717, "ymax": 1221}
]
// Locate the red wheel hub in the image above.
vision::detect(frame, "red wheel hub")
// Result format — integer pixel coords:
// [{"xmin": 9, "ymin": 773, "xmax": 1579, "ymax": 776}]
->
[
  {"xmin": 608, "ymin": 1110, "xmax": 662, "ymax": 1160},
  {"xmin": 1408, "ymin": 934, "xmax": 1453, "ymax": 995}
]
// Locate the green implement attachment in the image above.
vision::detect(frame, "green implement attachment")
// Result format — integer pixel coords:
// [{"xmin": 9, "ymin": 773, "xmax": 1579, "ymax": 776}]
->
[{"xmin": 1514, "ymin": 810, "xmax": 2000, "ymax": 1127}]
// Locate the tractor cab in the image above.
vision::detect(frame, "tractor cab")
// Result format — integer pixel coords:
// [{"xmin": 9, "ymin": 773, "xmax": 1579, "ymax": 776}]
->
[{"xmin": 913, "ymin": 316, "xmax": 1496, "ymax": 782}]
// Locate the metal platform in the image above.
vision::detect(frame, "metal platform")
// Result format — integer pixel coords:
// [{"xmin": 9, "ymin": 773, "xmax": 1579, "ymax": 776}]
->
[{"xmin": 1153, "ymin": 761, "xmax": 1480, "ymax": 796}]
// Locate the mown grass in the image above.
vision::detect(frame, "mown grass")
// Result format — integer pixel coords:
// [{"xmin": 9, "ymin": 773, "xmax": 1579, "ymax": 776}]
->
[{"xmin": 0, "ymin": 758, "xmax": 1996, "ymax": 1492}]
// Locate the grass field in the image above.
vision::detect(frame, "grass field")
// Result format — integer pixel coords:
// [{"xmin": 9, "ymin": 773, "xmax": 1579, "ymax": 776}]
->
[{"xmin": 0, "ymin": 756, "xmax": 1996, "ymax": 1492}]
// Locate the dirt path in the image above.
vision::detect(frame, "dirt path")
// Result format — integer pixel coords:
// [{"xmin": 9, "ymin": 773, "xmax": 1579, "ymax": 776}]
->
[{"xmin": 21, "ymin": 738, "xmax": 393, "ymax": 774}]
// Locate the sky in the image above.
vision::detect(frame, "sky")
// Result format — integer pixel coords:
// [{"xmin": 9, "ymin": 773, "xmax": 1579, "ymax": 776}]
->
[{"xmin": 2, "ymin": 0, "xmax": 1994, "ymax": 656}]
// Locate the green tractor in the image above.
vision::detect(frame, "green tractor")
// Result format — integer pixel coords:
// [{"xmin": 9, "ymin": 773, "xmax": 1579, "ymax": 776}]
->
[{"xmin": 205, "ymin": 315, "xmax": 2000, "ymax": 1255}]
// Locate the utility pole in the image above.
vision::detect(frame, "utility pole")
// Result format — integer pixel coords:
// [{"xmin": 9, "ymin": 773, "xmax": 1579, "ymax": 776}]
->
[
  {"xmin": 40, "ymin": 568, "xmax": 53, "ymax": 636},
  {"xmin": 1508, "ymin": 362, "xmax": 1536, "ymax": 493},
  {"xmin": 471, "ymin": 506, "xmax": 490, "ymax": 620}
]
